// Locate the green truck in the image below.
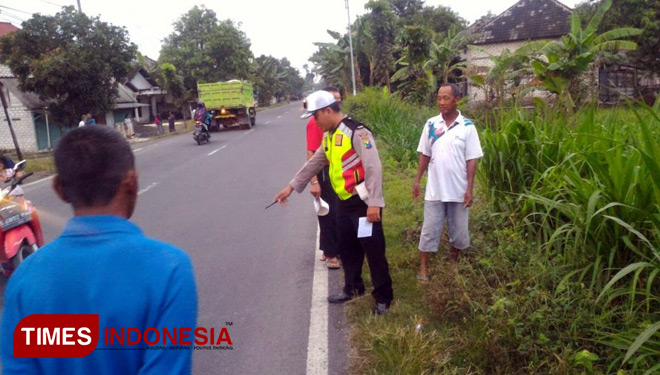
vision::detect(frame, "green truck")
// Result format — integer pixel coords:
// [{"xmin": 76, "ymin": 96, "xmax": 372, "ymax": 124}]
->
[{"xmin": 197, "ymin": 80, "xmax": 256, "ymax": 130}]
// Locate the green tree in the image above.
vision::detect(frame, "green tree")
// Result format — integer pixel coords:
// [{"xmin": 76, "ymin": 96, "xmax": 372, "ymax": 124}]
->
[
  {"xmin": 386, "ymin": 0, "xmax": 424, "ymax": 18},
  {"xmin": 575, "ymin": 0, "xmax": 660, "ymax": 75},
  {"xmin": 159, "ymin": 6, "xmax": 253, "ymax": 93},
  {"xmin": 252, "ymin": 56, "xmax": 304, "ymax": 106},
  {"xmin": 519, "ymin": 0, "xmax": 642, "ymax": 107},
  {"xmin": 0, "ymin": 6, "xmax": 136, "ymax": 126},
  {"xmin": 391, "ymin": 25, "xmax": 433, "ymax": 103},
  {"xmin": 367, "ymin": 0, "xmax": 397, "ymax": 91},
  {"xmin": 310, "ymin": 30, "xmax": 362, "ymax": 94},
  {"xmin": 424, "ymin": 25, "xmax": 472, "ymax": 85},
  {"xmin": 354, "ymin": 16, "xmax": 377, "ymax": 87},
  {"xmin": 407, "ymin": 5, "xmax": 466, "ymax": 34},
  {"xmin": 160, "ymin": 63, "xmax": 194, "ymax": 120}
]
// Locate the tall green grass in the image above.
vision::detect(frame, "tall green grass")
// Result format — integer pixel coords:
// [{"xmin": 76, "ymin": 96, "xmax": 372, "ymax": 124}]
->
[
  {"xmin": 477, "ymin": 99, "xmax": 660, "ymax": 371},
  {"xmin": 344, "ymin": 88, "xmax": 660, "ymax": 374},
  {"xmin": 344, "ymin": 87, "xmax": 436, "ymax": 167}
]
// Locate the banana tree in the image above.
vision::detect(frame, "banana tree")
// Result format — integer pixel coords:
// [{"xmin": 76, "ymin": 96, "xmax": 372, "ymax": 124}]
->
[
  {"xmin": 518, "ymin": 0, "xmax": 641, "ymax": 108},
  {"xmin": 310, "ymin": 30, "xmax": 362, "ymax": 94},
  {"xmin": 423, "ymin": 25, "xmax": 472, "ymax": 86},
  {"xmin": 467, "ymin": 46, "xmax": 530, "ymax": 107},
  {"xmin": 390, "ymin": 25, "xmax": 433, "ymax": 103}
]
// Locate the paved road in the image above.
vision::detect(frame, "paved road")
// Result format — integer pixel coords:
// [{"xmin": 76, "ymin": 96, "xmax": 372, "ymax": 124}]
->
[{"xmin": 0, "ymin": 102, "xmax": 349, "ymax": 374}]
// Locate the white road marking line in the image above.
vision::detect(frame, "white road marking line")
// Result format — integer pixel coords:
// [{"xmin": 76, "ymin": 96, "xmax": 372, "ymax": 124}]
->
[
  {"xmin": 265, "ymin": 120, "xmax": 271, "ymax": 124},
  {"xmin": 138, "ymin": 182, "xmax": 159, "ymax": 195},
  {"xmin": 306, "ymin": 226, "xmax": 329, "ymax": 375},
  {"xmin": 277, "ymin": 115, "xmax": 282, "ymax": 118},
  {"xmin": 22, "ymin": 175, "xmax": 54, "ymax": 188},
  {"xmin": 134, "ymin": 148, "xmax": 143, "ymax": 152},
  {"xmin": 208, "ymin": 145, "xmax": 227, "ymax": 156}
]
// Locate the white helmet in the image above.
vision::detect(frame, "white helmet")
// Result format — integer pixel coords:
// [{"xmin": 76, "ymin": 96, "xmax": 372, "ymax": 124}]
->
[{"xmin": 300, "ymin": 91, "xmax": 336, "ymax": 119}]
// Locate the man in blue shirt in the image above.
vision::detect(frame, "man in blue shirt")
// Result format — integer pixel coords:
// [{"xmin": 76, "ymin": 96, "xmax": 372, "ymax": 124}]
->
[{"xmin": 1, "ymin": 126, "xmax": 198, "ymax": 374}]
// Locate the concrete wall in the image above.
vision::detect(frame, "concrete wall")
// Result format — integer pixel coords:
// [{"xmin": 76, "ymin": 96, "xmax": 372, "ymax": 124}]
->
[
  {"xmin": 0, "ymin": 71, "xmax": 38, "ymax": 152},
  {"xmin": 466, "ymin": 41, "xmax": 529, "ymax": 103},
  {"xmin": 466, "ymin": 40, "xmax": 557, "ymax": 103}
]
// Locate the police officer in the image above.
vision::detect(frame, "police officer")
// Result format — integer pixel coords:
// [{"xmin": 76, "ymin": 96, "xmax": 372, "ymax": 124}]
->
[{"xmin": 274, "ymin": 90, "xmax": 393, "ymax": 315}]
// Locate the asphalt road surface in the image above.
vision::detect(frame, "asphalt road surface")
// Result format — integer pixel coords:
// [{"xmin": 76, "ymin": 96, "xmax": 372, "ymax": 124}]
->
[{"xmin": 0, "ymin": 102, "xmax": 350, "ymax": 374}]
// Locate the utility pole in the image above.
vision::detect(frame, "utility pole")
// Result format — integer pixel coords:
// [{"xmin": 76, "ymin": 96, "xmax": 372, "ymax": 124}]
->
[
  {"xmin": 345, "ymin": 0, "xmax": 357, "ymax": 96},
  {"xmin": 44, "ymin": 107, "xmax": 52, "ymax": 150},
  {"xmin": 77, "ymin": 0, "xmax": 82, "ymax": 13},
  {"xmin": 0, "ymin": 82, "xmax": 23, "ymax": 161}
]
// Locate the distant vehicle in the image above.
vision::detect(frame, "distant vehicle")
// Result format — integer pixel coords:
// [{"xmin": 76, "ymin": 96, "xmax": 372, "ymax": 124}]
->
[
  {"xmin": 0, "ymin": 161, "xmax": 43, "ymax": 278},
  {"xmin": 197, "ymin": 80, "xmax": 256, "ymax": 130}
]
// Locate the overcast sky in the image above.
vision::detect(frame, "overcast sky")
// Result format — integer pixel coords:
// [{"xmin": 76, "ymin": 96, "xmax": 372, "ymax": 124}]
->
[{"xmin": 1, "ymin": 0, "xmax": 581, "ymax": 75}]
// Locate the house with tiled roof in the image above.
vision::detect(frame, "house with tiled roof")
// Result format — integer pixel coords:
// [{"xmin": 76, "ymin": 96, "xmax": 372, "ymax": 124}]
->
[
  {"xmin": 0, "ymin": 21, "xmax": 167, "ymax": 151},
  {"xmin": 0, "ymin": 22, "xmax": 55, "ymax": 152},
  {"xmin": 466, "ymin": 0, "xmax": 572, "ymax": 102}
]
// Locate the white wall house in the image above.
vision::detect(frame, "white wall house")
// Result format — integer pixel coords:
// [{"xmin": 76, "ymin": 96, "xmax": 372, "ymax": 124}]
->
[{"xmin": 0, "ymin": 65, "xmax": 57, "ymax": 152}]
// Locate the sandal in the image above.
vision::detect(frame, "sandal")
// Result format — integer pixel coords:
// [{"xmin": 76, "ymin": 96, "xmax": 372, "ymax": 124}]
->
[
  {"xmin": 320, "ymin": 254, "xmax": 328, "ymax": 262},
  {"xmin": 326, "ymin": 258, "xmax": 341, "ymax": 269}
]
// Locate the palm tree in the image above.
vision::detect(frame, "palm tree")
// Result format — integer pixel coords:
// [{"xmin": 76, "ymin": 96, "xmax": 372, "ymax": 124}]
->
[{"xmin": 311, "ymin": 30, "xmax": 362, "ymax": 94}]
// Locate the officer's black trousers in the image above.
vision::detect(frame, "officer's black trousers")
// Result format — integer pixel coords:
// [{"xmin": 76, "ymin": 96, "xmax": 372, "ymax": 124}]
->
[
  {"xmin": 337, "ymin": 195, "xmax": 393, "ymax": 305},
  {"xmin": 317, "ymin": 166, "xmax": 339, "ymax": 258}
]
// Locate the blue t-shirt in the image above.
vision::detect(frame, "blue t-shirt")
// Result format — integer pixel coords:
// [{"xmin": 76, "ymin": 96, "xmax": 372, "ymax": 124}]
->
[{"xmin": 1, "ymin": 215, "xmax": 198, "ymax": 375}]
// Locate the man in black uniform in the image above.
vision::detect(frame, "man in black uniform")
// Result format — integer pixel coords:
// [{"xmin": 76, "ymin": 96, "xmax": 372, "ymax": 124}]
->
[{"xmin": 274, "ymin": 91, "xmax": 393, "ymax": 315}]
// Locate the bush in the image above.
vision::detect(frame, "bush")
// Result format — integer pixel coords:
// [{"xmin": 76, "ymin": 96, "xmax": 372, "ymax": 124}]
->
[{"xmin": 344, "ymin": 87, "xmax": 436, "ymax": 167}]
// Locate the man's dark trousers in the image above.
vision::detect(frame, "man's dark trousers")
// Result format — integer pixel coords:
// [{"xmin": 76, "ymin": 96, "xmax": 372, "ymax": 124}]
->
[
  {"xmin": 337, "ymin": 195, "xmax": 393, "ymax": 306},
  {"xmin": 317, "ymin": 167, "xmax": 340, "ymax": 258}
]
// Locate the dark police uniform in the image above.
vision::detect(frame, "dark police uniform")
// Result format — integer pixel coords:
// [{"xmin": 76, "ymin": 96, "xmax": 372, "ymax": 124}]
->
[{"xmin": 290, "ymin": 117, "xmax": 393, "ymax": 306}]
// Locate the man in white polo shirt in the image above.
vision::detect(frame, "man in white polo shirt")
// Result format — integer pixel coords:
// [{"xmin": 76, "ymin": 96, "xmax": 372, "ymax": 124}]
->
[{"xmin": 412, "ymin": 84, "xmax": 483, "ymax": 280}]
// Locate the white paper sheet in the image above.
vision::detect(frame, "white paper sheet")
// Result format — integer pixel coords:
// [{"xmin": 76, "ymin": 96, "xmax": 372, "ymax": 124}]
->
[{"xmin": 357, "ymin": 217, "xmax": 373, "ymax": 238}]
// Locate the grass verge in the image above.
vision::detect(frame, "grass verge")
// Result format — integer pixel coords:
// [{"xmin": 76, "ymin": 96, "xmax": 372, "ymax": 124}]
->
[{"xmin": 342, "ymin": 92, "xmax": 659, "ymax": 374}]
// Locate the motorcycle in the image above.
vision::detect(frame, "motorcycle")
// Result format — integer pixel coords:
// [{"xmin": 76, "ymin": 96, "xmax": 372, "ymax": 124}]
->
[
  {"xmin": 0, "ymin": 160, "xmax": 43, "ymax": 278},
  {"xmin": 192, "ymin": 120, "xmax": 210, "ymax": 145}
]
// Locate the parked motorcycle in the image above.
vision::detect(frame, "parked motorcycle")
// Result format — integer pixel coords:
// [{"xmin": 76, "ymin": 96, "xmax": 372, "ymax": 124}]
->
[
  {"xmin": 0, "ymin": 160, "xmax": 43, "ymax": 277},
  {"xmin": 192, "ymin": 120, "xmax": 210, "ymax": 145}
]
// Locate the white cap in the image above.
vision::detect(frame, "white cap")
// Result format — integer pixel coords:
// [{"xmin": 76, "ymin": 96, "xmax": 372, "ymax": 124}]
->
[
  {"xmin": 314, "ymin": 197, "xmax": 330, "ymax": 216},
  {"xmin": 301, "ymin": 91, "xmax": 336, "ymax": 119}
]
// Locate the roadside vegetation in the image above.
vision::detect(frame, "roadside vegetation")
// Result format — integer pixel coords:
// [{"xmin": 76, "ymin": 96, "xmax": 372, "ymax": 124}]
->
[{"xmin": 342, "ymin": 89, "xmax": 660, "ymax": 374}]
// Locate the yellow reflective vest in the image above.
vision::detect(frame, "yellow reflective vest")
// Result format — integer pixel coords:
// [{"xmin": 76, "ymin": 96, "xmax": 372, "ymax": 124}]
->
[{"xmin": 323, "ymin": 118, "xmax": 366, "ymax": 200}]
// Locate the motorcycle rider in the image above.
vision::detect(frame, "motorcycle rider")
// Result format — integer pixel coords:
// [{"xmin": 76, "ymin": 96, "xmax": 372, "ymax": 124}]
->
[
  {"xmin": 193, "ymin": 102, "xmax": 211, "ymax": 138},
  {"xmin": 0, "ymin": 155, "xmax": 24, "ymax": 200}
]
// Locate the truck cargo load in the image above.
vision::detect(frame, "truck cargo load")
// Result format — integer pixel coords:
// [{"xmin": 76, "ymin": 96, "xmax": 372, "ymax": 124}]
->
[{"xmin": 197, "ymin": 80, "xmax": 256, "ymax": 130}]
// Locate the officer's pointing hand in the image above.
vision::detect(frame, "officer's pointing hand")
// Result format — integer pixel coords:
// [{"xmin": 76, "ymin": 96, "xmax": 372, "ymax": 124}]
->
[{"xmin": 274, "ymin": 185, "xmax": 294, "ymax": 206}]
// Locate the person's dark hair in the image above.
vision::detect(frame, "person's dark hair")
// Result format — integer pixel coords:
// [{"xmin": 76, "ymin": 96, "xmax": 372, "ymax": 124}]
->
[
  {"xmin": 54, "ymin": 126, "xmax": 135, "ymax": 208},
  {"xmin": 323, "ymin": 86, "xmax": 340, "ymax": 94},
  {"xmin": 440, "ymin": 83, "xmax": 461, "ymax": 98},
  {"xmin": 0, "ymin": 154, "xmax": 15, "ymax": 169}
]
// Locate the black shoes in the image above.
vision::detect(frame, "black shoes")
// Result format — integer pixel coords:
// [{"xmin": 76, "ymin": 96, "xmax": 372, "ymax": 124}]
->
[
  {"xmin": 374, "ymin": 303, "xmax": 389, "ymax": 316},
  {"xmin": 327, "ymin": 291, "xmax": 363, "ymax": 304}
]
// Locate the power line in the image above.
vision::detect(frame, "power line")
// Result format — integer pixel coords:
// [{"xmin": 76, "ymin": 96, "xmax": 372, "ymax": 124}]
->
[
  {"xmin": 34, "ymin": 0, "xmax": 66, "ymax": 7},
  {"xmin": 0, "ymin": 5, "xmax": 32, "ymax": 15},
  {"xmin": 0, "ymin": 10, "xmax": 26, "ymax": 23}
]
